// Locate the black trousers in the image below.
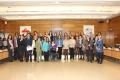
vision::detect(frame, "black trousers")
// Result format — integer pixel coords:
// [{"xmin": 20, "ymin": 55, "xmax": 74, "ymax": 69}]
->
[
  {"xmin": 0, "ymin": 46, "xmax": 2, "ymax": 50},
  {"xmin": 96, "ymin": 52, "xmax": 104, "ymax": 64},
  {"xmin": 58, "ymin": 47, "xmax": 62, "ymax": 60},
  {"xmin": 63, "ymin": 49, "xmax": 68, "ymax": 60},
  {"xmin": 26, "ymin": 50, "xmax": 32, "ymax": 62},
  {"xmin": 50, "ymin": 50, "xmax": 57, "ymax": 61},
  {"xmin": 69, "ymin": 48, "xmax": 75, "ymax": 60},
  {"xmin": 33, "ymin": 48, "xmax": 37, "ymax": 61},
  {"xmin": 8, "ymin": 49, "xmax": 14, "ymax": 62},
  {"xmin": 86, "ymin": 49, "xmax": 90, "ymax": 61},
  {"xmin": 87, "ymin": 49, "xmax": 94, "ymax": 62},
  {"xmin": 19, "ymin": 50, "xmax": 25, "ymax": 62},
  {"xmin": 75, "ymin": 47, "xmax": 79, "ymax": 55},
  {"xmin": 79, "ymin": 47, "xmax": 84, "ymax": 60},
  {"xmin": 14, "ymin": 47, "xmax": 19, "ymax": 60},
  {"xmin": 44, "ymin": 51, "xmax": 49, "ymax": 61}
]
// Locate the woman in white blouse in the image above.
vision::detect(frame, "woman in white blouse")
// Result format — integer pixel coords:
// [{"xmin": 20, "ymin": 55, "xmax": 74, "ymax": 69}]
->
[
  {"xmin": 69, "ymin": 36, "xmax": 76, "ymax": 60},
  {"xmin": 63, "ymin": 36, "xmax": 69, "ymax": 60}
]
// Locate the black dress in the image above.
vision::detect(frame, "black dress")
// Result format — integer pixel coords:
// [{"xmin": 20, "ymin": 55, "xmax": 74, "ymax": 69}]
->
[{"xmin": 19, "ymin": 39, "xmax": 26, "ymax": 61}]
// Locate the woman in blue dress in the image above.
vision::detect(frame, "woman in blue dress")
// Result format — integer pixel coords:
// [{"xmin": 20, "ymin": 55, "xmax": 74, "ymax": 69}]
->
[{"xmin": 96, "ymin": 34, "xmax": 104, "ymax": 64}]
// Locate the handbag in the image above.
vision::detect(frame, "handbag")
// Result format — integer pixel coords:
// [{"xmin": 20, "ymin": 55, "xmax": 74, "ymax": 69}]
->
[
  {"xmin": 42, "ymin": 55, "xmax": 44, "ymax": 60},
  {"xmin": 27, "ymin": 46, "xmax": 33, "ymax": 51}
]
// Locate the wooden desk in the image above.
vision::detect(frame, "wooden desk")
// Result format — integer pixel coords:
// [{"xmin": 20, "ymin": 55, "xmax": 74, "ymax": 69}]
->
[
  {"xmin": 0, "ymin": 50, "xmax": 8, "ymax": 60},
  {"xmin": 104, "ymin": 49, "xmax": 120, "ymax": 59}
]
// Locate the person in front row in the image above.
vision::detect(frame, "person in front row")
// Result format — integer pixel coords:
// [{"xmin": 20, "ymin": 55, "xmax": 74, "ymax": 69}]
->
[
  {"xmin": 50, "ymin": 41, "xmax": 58, "ymax": 61},
  {"xmin": 69, "ymin": 36, "xmax": 76, "ymax": 60},
  {"xmin": 42, "ymin": 37, "xmax": 50, "ymax": 61},
  {"xmin": 96, "ymin": 34, "xmax": 104, "ymax": 64},
  {"xmin": 18, "ymin": 35, "xmax": 26, "ymax": 62},
  {"xmin": 32, "ymin": 31, "xmax": 38, "ymax": 62},
  {"xmin": 26, "ymin": 33, "xmax": 33, "ymax": 62},
  {"xmin": 87, "ymin": 37, "xmax": 94, "ymax": 63},
  {"xmin": 56, "ymin": 36, "xmax": 63, "ymax": 60},
  {"xmin": 7, "ymin": 34, "xmax": 14, "ymax": 62},
  {"xmin": 35, "ymin": 37, "xmax": 42, "ymax": 62},
  {"xmin": 63, "ymin": 36, "xmax": 69, "ymax": 60}
]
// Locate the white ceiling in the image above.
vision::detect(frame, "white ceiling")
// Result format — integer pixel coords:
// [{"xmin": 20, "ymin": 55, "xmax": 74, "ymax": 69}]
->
[{"xmin": 0, "ymin": 0, "xmax": 120, "ymax": 20}]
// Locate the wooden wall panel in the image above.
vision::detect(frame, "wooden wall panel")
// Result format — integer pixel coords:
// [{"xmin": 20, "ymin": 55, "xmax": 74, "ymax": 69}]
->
[
  {"xmin": 4, "ymin": 19, "xmax": 109, "ymax": 39},
  {"xmin": 1, "ymin": 16, "xmax": 120, "ymax": 45},
  {"xmin": 0, "ymin": 20, "xmax": 5, "ymax": 32},
  {"xmin": 4, "ymin": 19, "xmax": 113, "ymax": 46},
  {"xmin": 4, "ymin": 19, "xmax": 120, "ymax": 46},
  {"xmin": 109, "ymin": 16, "xmax": 120, "ymax": 44}
]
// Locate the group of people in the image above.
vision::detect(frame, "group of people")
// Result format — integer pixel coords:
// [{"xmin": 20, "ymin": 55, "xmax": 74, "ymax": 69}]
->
[{"xmin": 5, "ymin": 31, "xmax": 104, "ymax": 64}]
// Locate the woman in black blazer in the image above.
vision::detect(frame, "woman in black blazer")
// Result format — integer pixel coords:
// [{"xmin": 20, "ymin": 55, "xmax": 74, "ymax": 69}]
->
[{"xmin": 18, "ymin": 35, "xmax": 26, "ymax": 62}]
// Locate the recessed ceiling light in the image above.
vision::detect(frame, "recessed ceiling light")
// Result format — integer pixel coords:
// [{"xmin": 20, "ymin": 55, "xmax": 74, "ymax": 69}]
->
[{"xmin": 55, "ymin": 1, "xmax": 60, "ymax": 4}]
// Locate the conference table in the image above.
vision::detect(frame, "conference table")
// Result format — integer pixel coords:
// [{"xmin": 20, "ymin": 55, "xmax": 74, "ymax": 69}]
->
[
  {"xmin": 0, "ymin": 49, "xmax": 8, "ymax": 62},
  {"xmin": 104, "ymin": 48, "xmax": 120, "ymax": 60}
]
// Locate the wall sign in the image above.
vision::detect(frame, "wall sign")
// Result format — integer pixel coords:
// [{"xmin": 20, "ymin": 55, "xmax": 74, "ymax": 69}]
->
[
  {"xmin": 20, "ymin": 26, "xmax": 31, "ymax": 35},
  {"xmin": 83, "ymin": 25, "xmax": 94, "ymax": 36}
]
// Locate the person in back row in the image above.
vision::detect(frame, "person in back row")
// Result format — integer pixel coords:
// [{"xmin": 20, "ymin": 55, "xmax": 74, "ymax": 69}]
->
[
  {"xmin": 78, "ymin": 35, "xmax": 83, "ymax": 60},
  {"xmin": 3, "ymin": 38, "xmax": 8, "ymax": 49},
  {"xmin": 13, "ymin": 33, "xmax": 19, "ymax": 60},
  {"xmin": 0, "ymin": 37, "xmax": 3, "ymax": 50},
  {"xmin": 75, "ymin": 36, "xmax": 80, "ymax": 59}
]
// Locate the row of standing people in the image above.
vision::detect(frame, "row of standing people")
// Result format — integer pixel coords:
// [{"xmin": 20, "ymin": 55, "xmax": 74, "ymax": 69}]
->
[{"xmin": 7, "ymin": 31, "xmax": 104, "ymax": 64}]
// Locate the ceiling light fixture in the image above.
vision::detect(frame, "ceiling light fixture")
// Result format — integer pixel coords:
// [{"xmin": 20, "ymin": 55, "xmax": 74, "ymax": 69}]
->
[{"xmin": 55, "ymin": 1, "xmax": 60, "ymax": 4}]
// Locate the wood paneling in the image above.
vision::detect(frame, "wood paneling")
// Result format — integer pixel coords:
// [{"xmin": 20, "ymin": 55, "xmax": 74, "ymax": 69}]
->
[
  {"xmin": 5, "ymin": 19, "xmax": 108, "ymax": 35},
  {"xmin": 1, "ymin": 16, "xmax": 120, "ymax": 45},
  {"xmin": 4, "ymin": 18, "xmax": 120, "ymax": 47},
  {"xmin": 4, "ymin": 19, "xmax": 112, "ymax": 45},
  {"xmin": 109, "ymin": 16, "xmax": 120, "ymax": 44},
  {"xmin": 0, "ymin": 19, "xmax": 5, "ymax": 32}
]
